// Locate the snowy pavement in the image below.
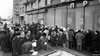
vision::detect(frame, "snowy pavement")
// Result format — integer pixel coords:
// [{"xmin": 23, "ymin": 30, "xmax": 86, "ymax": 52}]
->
[{"xmin": 0, "ymin": 46, "xmax": 92, "ymax": 56}]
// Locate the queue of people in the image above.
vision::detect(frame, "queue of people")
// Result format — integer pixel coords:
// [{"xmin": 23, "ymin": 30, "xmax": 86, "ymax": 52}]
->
[{"xmin": 0, "ymin": 22, "xmax": 100, "ymax": 56}]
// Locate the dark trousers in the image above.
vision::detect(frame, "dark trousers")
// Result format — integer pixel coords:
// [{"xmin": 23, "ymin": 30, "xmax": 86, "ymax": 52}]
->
[{"xmin": 69, "ymin": 41, "xmax": 73, "ymax": 49}]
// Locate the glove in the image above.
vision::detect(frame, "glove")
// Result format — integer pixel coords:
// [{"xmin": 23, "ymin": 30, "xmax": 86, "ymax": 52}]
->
[{"xmin": 44, "ymin": 42, "xmax": 47, "ymax": 45}]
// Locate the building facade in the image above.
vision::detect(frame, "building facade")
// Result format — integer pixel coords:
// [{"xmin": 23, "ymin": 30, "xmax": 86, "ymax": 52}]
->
[
  {"xmin": 19, "ymin": 0, "xmax": 26, "ymax": 25},
  {"xmin": 22, "ymin": 0, "xmax": 100, "ymax": 31},
  {"xmin": 13, "ymin": 0, "xmax": 21, "ymax": 24}
]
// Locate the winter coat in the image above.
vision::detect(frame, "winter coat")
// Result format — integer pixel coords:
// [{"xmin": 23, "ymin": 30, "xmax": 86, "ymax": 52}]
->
[
  {"xmin": 75, "ymin": 32, "xmax": 84, "ymax": 45},
  {"xmin": 84, "ymin": 31, "xmax": 94, "ymax": 47},
  {"xmin": 58, "ymin": 33, "xmax": 66, "ymax": 46},
  {"xmin": 68, "ymin": 31, "xmax": 74, "ymax": 42},
  {"xmin": 50, "ymin": 35, "xmax": 58, "ymax": 46},
  {"xmin": 21, "ymin": 41, "xmax": 32, "ymax": 54},
  {"xmin": 37, "ymin": 36, "xmax": 48, "ymax": 50},
  {"xmin": 12, "ymin": 36, "xmax": 23, "ymax": 56},
  {"xmin": 0, "ymin": 34, "xmax": 10, "ymax": 52},
  {"xmin": 36, "ymin": 32, "xmax": 43, "ymax": 40}
]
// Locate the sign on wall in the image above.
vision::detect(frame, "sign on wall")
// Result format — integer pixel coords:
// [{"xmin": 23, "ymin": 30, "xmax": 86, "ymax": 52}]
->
[
  {"xmin": 83, "ymin": 0, "xmax": 88, "ymax": 6},
  {"xmin": 69, "ymin": 3, "xmax": 75, "ymax": 8}
]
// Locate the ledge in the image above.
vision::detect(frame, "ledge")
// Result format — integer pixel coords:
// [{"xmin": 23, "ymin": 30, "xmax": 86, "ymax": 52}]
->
[
  {"xmin": 25, "ymin": 1, "xmax": 76, "ymax": 13},
  {"xmin": 23, "ymin": 0, "xmax": 36, "ymax": 5},
  {"xmin": 23, "ymin": 2, "xmax": 29, "ymax": 5},
  {"xmin": 28, "ymin": 0, "xmax": 36, "ymax": 3}
]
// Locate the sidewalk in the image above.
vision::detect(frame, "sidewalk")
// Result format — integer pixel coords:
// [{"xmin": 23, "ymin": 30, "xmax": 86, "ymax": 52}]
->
[
  {"xmin": 42, "ymin": 46, "xmax": 92, "ymax": 56},
  {"xmin": 0, "ymin": 46, "xmax": 92, "ymax": 56}
]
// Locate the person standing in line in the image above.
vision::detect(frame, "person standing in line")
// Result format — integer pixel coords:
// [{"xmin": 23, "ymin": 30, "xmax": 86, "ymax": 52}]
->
[
  {"xmin": 57, "ymin": 29, "xmax": 66, "ymax": 47},
  {"xmin": 36, "ymin": 29, "xmax": 43, "ymax": 40},
  {"xmin": 9, "ymin": 28, "xmax": 19, "ymax": 54},
  {"xmin": 0, "ymin": 31, "xmax": 10, "ymax": 53},
  {"xmin": 50, "ymin": 30, "xmax": 58, "ymax": 46},
  {"xmin": 12, "ymin": 32, "xmax": 23, "ymax": 56},
  {"xmin": 75, "ymin": 30, "xmax": 84, "ymax": 50},
  {"xmin": 63, "ymin": 28, "xmax": 69, "ymax": 48},
  {"xmin": 68, "ymin": 29, "xmax": 74, "ymax": 49},
  {"xmin": 37, "ymin": 33, "xmax": 48, "ymax": 50}
]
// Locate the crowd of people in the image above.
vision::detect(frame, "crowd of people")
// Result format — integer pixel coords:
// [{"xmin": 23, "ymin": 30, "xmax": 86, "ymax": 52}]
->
[{"xmin": 0, "ymin": 22, "xmax": 100, "ymax": 56}]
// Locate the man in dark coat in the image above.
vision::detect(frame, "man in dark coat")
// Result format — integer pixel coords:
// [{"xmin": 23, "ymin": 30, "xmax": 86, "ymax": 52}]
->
[
  {"xmin": 0, "ymin": 31, "xmax": 10, "ymax": 52},
  {"xmin": 30, "ymin": 23, "xmax": 37, "ymax": 36},
  {"xmin": 37, "ymin": 33, "xmax": 48, "ymax": 50},
  {"xmin": 84, "ymin": 30, "xmax": 94, "ymax": 51},
  {"xmin": 12, "ymin": 32, "xmax": 23, "ymax": 56},
  {"xmin": 9, "ymin": 28, "xmax": 20, "ymax": 53},
  {"xmin": 68, "ymin": 29, "xmax": 74, "ymax": 49},
  {"xmin": 92, "ymin": 31, "xmax": 100, "ymax": 53},
  {"xmin": 36, "ymin": 29, "xmax": 43, "ymax": 40},
  {"xmin": 50, "ymin": 30, "xmax": 58, "ymax": 46}
]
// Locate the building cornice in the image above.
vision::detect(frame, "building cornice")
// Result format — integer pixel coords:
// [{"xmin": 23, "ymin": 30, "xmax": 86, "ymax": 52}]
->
[
  {"xmin": 23, "ymin": 0, "xmax": 36, "ymax": 5},
  {"xmin": 25, "ymin": 0, "xmax": 75, "ymax": 13}
]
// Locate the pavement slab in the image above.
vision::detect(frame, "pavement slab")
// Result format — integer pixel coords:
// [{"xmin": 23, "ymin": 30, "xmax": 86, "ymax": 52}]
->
[{"xmin": 0, "ymin": 46, "xmax": 92, "ymax": 56}]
